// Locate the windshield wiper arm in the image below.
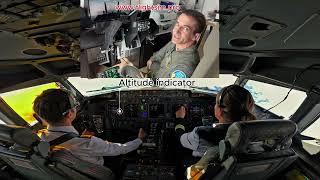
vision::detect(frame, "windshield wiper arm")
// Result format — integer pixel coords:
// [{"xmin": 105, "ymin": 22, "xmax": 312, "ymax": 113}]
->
[{"xmin": 86, "ymin": 86, "xmax": 122, "ymax": 93}]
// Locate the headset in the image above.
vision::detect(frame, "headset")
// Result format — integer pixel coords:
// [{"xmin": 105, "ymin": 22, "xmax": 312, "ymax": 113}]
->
[{"xmin": 62, "ymin": 92, "xmax": 80, "ymax": 116}]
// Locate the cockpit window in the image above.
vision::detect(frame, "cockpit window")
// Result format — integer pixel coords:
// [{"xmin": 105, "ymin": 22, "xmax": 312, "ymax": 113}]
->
[
  {"xmin": 68, "ymin": 77, "xmax": 130, "ymax": 96},
  {"xmin": 207, "ymin": 74, "xmax": 238, "ymax": 90},
  {"xmin": 301, "ymin": 116, "xmax": 320, "ymax": 155},
  {"xmin": 244, "ymin": 80, "xmax": 307, "ymax": 119},
  {"xmin": 68, "ymin": 75, "xmax": 238, "ymax": 96},
  {"xmin": 302, "ymin": 116, "xmax": 320, "ymax": 139},
  {"xmin": 0, "ymin": 83, "xmax": 60, "ymax": 126}
]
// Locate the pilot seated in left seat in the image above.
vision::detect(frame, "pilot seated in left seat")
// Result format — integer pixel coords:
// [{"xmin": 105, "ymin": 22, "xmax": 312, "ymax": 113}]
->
[
  {"xmin": 33, "ymin": 89, "xmax": 145, "ymax": 166},
  {"xmin": 100, "ymin": 9, "xmax": 206, "ymax": 78}
]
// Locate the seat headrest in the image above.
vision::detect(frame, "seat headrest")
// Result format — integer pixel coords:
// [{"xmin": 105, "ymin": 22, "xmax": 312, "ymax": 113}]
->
[
  {"xmin": 225, "ymin": 120, "xmax": 297, "ymax": 154},
  {"xmin": 0, "ymin": 124, "xmax": 40, "ymax": 147}
]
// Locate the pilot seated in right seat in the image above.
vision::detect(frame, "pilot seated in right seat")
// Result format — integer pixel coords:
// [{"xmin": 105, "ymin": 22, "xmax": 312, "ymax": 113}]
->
[
  {"xmin": 33, "ymin": 89, "xmax": 145, "ymax": 166},
  {"xmin": 101, "ymin": 9, "xmax": 206, "ymax": 78},
  {"xmin": 175, "ymin": 85, "xmax": 257, "ymax": 157},
  {"xmin": 174, "ymin": 85, "xmax": 257, "ymax": 179}
]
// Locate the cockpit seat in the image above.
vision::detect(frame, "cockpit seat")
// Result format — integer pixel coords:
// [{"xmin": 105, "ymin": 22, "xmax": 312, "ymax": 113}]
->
[
  {"xmin": 202, "ymin": 119, "xmax": 298, "ymax": 180},
  {"xmin": 191, "ymin": 21, "xmax": 219, "ymax": 78},
  {"xmin": 0, "ymin": 124, "xmax": 114, "ymax": 180}
]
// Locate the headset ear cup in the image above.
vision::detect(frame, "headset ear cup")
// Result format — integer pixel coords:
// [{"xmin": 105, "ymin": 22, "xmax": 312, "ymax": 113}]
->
[{"xmin": 68, "ymin": 93, "xmax": 76, "ymax": 109}]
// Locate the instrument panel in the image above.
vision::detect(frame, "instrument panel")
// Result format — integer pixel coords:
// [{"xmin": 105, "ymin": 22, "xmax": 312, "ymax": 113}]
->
[
  {"xmin": 84, "ymin": 90, "xmax": 216, "ymax": 132},
  {"xmin": 74, "ymin": 90, "xmax": 218, "ymax": 137}
]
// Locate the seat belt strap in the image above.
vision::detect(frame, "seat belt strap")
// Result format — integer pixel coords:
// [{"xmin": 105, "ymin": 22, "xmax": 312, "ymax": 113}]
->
[{"xmin": 48, "ymin": 133, "xmax": 79, "ymax": 148}]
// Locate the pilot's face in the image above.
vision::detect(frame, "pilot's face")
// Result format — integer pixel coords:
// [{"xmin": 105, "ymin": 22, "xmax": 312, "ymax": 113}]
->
[{"xmin": 172, "ymin": 14, "xmax": 200, "ymax": 46}]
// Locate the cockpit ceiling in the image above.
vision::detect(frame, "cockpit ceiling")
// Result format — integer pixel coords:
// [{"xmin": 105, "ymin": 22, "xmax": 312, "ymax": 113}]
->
[
  {"xmin": 0, "ymin": 0, "xmax": 79, "ymax": 33},
  {"xmin": 0, "ymin": 0, "xmax": 80, "ymax": 92},
  {"xmin": 220, "ymin": 0, "xmax": 320, "ymax": 51},
  {"xmin": 220, "ymin": 0, "xmax": 320, "ymax": 91},
  {"xmin": 0, "ymin": 0, "xmax": 80, "ymax": 60}
]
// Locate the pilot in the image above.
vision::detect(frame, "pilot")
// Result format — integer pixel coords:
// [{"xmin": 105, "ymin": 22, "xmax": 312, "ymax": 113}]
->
[
  {"xmin": 175, "ymin": 85, "xmax": 256, "ymax": 157},
  {"xmin": 33, "ymin": 89, "xmax": 145, "ymax": 166},
  {"xmin": 115, "ymin": 9, "xmax": 206, "ymax": 78}
]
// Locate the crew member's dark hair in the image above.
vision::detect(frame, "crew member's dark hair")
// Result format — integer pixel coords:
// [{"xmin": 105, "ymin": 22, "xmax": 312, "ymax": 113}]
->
[
  {"xmin": 216, "ymin": 85, "xmax": 256, "ymax": 122},
  {"xmin": 33, "ymin": 89, "xmax": 72, "ymax": 125},
  {"xmin": 179, "ymin": 9, "xmax": 206, "ymax": 34}
]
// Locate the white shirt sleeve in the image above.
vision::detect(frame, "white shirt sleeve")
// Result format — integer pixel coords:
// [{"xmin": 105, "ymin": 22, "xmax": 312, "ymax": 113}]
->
[
  {"xmin": 88, "ymin": 137, "xmax": 143, "ymax": 156},
  {"xmin": 180, "ymin": 127, "xmax": 200, "ymax": 151}
]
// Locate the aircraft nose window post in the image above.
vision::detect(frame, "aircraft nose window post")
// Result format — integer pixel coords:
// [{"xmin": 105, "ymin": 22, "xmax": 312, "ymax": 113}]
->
[
  {"xmin": 117, "ymin": 89, "xmax": 123, "ymax": 115},
  {"xmin": 80, "ymin": 0, "xmax": 219, "ymax": 78}
]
